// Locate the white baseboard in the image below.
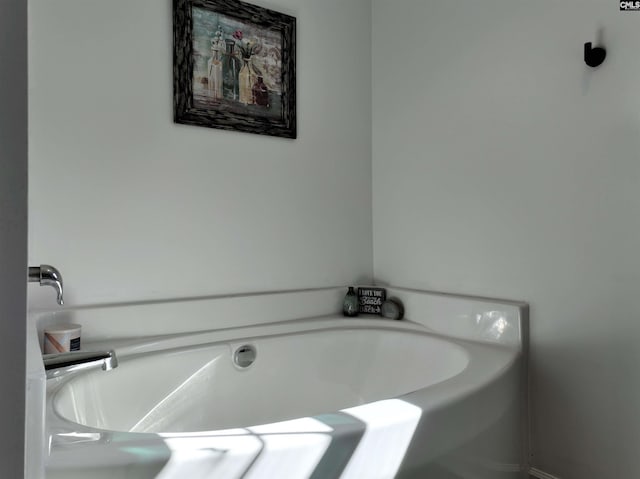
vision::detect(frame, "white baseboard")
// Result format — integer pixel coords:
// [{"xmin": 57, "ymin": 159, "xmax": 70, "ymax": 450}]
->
[{"xmin": 530, "ymin": 467, "xmax": 561, "ymax": 479}]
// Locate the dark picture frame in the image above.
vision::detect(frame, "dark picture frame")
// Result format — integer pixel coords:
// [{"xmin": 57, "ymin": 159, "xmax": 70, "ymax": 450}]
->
[{"xmin": 174, "ymin": 0, "xmax": 296, "ymax": 139}]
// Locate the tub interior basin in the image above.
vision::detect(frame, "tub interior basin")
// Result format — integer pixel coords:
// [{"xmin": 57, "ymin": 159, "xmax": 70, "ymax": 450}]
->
[{"xmin": 53, "ymin": 328, "xmax": 469, "ymax": 433}]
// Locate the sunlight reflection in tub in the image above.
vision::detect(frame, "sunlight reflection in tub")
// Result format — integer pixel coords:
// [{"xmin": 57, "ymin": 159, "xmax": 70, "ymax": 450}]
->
[
  {"xmin": 156, "ymin": 399, "xmax": 421, "ymax": 479},
  {"xmin": 131, "ymin": 357, "xmax": 223, "ymax": 433},
  {"xmin": 476, "ymin": 311, "xmax": 510, "ymax": 340}
]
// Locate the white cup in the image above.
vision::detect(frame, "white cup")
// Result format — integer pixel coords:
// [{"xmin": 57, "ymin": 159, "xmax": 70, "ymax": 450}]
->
[{"xmin": 43, "ymin": 324, "xmax": 81, "ymax": 354}]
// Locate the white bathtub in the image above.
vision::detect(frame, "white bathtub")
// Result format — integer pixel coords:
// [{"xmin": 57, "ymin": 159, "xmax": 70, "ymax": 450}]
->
[
  {"xmin": 44, "ymin": 303, "xmax": 527, "ymax": 479},
  {"xmin": 54, "ymin": 327, "xmax": 469, "ymax": 433}
]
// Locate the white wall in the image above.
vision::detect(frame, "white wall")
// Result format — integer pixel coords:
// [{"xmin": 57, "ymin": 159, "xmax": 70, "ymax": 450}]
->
[
  {"xmin": 0, "ymin": 0, "xmax": 28, "ymax": 475},
  {"xmin": 373, "ymin": 1, "xmax": 640, "ymax": 477},
  {"xmin": 29, "ymin": 0, "xmax": 373, "ymax": 307}
]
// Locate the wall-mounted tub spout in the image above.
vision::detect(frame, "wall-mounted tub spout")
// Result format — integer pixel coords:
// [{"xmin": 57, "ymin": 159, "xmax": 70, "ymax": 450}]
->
[
  {"xmin": 43, "ymin": 350, "xmax": 118, "ymax": 379},
  {"xmin": 28, "ymin": 264, "xmax": 63, "ymax": 305}
]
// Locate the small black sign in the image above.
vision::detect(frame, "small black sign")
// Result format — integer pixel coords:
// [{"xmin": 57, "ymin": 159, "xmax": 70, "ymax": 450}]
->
[
  {"xmin": 358, "ymin": 287, "xmax": 386, "ymax": 315},
  {"xmin": 621, "ymin": 1, "xmax": 640, "ymax": 10}
]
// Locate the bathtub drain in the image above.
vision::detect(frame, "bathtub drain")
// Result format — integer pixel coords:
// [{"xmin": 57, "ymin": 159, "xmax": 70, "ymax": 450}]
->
[{"xmin": 233, "ymin": 345, "xmax": 257, "ymax": 369}]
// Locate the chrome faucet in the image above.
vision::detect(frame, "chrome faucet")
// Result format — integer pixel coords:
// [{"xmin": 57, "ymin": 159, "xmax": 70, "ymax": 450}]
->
[
  {"xmin": 43, "ymin": 350, "xmax": 118, "ymax": 379},
  {"xmin": 28, "ymin": 264, "xmax": 64, "ymax": 305}
]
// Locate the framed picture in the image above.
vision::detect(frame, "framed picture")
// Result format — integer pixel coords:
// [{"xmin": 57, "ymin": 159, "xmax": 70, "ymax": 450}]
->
[
  {"xmin": 358, "ymin": 287, "xmax": 387, "ymax": 315},
  {"xmin": 173, "ymin": 0, "xmax": 296, "ymax": 139}
]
